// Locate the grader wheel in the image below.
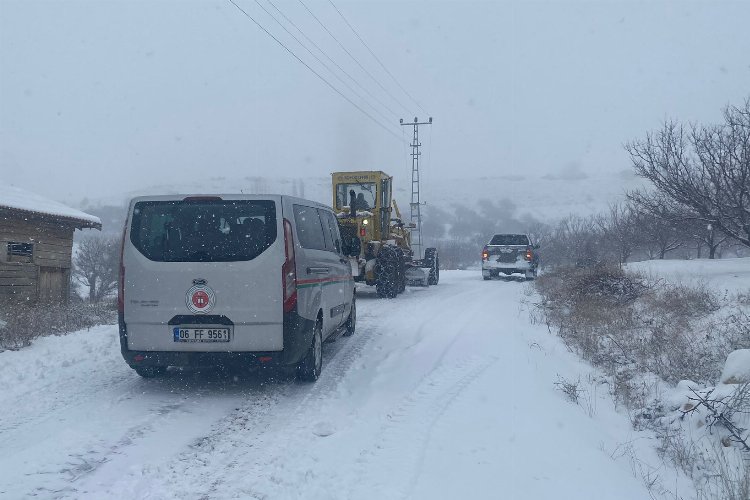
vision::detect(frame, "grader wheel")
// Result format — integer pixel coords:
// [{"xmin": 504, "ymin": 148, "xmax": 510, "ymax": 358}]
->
[
  {"xmin": 424, "ymin": 247, "xmax": 440, "ymax": 285},
  {"xmin": 375, "ymin": 247, "xmax": 399, "ymax": 298}
]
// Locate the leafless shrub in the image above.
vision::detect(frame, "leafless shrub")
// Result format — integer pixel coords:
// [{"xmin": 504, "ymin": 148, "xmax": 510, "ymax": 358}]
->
[
  {"xmin": 682, "ymin": 385, "xmax": 750, "ymax": 452},
  {"xmin": 613, "ymin": 369, "xmax": 650, "ymax": 411},
  {"xmin": 654, "ymin": 425, "xmax": 701, "ymax": 478},
  {"xmin": 0, "ymin": 301, "xmax": 116, "ymax": 350},
  {"xmin": 696, "ymin": 444, "xmax": 750, "ymax": 500},
  {"xmin": 644, "ymin": 282, "xmax": 720, "ymax": 320},
  {"xmin": 608, "ymin": 439, "xmax": 674, "ymax": 499},
  {"xmin": 555, "ymin": 375, "xmax": 582, "ymax": 404}
]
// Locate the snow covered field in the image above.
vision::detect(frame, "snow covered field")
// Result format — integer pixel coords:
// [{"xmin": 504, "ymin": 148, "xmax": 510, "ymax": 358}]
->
[
  {"xmin": 1, "ymin": 271, "xmax": 673, "ymax": 499},
  {"xmin": 628, "ymin": 257, "xmax": 750, "ymax": 295}
]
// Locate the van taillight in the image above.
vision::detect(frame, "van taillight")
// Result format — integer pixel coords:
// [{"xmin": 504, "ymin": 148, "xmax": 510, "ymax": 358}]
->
[
  {"xmin": 482, "ymin": 246, "xmax": 489, "ymax": 261},
  {"xmin": 282, "ymin": 218, "xmax": 297, "ymax": 313},
  {"xmin": 525, "ymin": 248, "xmax": 533, "ymax": 261},
  {"xmin": 117, "ymin": 223, "xmax": 127, "ymax": 313}
]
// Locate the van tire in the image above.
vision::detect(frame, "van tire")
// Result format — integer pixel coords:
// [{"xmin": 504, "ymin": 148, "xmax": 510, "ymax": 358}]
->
[
  {"xmin": 343, "ymin": 297, "xmax": 356, "ymax": 337},
  {"xmin": 134, "ymin": 366, "xmax": 166, "ymax": 378},
  {"xmin": 297, "ymin": 321, "xmax": 322, "ymax": 382}
]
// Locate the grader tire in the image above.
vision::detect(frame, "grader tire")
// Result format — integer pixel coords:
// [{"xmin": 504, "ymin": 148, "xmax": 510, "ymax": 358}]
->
[
  {"xmin": 397, "ymin": 252, "xmax": 407, "ymax": 294},
  {"xmin": 425, "ymin": 247, "xmax": 440, "ymax": 285},
  {"xmin": 376, "ymin": 248, "xmax": 399, "ymax": 299}
]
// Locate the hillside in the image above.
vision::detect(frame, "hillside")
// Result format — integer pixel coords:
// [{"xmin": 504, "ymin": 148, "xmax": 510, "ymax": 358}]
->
[{"xmin": 81, "ymin": 170, "xmax": 643, "ymax": 234}]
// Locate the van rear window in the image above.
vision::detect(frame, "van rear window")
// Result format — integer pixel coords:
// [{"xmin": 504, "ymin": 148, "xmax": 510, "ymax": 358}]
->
[
  {"xmin": 489, "ymin": 234, "xmax": 529, "ymax": 246},
  {"xmin": 130, "ymin": 200, "xmax": 277, "ymax": 262}
]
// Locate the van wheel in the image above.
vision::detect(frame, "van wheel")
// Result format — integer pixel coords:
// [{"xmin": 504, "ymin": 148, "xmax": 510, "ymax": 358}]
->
[
  {"xmin": 134, "ymin": 366, "xmax": 166, "ymax": 378},
  {"xmin": 343, "ymin": 297, "xmax": 356, "ymax": 337},
  {"xmin": 297, "ymin": 322, "xmax": 322, "ymax": 382}
]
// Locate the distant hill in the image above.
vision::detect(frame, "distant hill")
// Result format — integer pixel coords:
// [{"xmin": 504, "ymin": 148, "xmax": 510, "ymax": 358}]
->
[{"xmin": 80, "ymin": 171, "xmax": 643, "ymax": 234}]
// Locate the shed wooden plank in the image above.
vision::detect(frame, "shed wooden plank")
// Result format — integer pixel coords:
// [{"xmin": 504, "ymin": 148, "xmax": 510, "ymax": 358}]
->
[
  {"xmin": 0, "ymin": 269, "xmax": 38, "ymax": 279},
  {"xmin": 0, "ymin": 277, "xmax": 37, "ymax": 286},
  {"xmin": 0, "ymin": 222, "xmax": 73, "ymax": 240}
]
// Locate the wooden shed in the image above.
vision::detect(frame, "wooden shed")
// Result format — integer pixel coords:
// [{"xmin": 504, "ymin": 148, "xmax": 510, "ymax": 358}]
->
[{"xmin": 0, "ymin": 185, "xmax": 101, "ymax": 304}]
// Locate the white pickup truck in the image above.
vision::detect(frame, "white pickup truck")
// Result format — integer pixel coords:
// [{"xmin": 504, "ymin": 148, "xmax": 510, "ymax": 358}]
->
[{"xmin": 481, "ymin": 233, "xmax": 540, "ymax": 280}]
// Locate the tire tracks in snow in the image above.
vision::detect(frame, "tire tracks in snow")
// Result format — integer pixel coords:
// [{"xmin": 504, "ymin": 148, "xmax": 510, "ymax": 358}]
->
[
  {"xmin": 347, "ymin": 355, "xmax": 497, "ymax": 500},
  {"xmin": 0, "ymin": 327, "xmax": 132, "ymax": 440},
  {"xmin": 109, "ymin": 308, "xmax": 384, "ymax": 500}
]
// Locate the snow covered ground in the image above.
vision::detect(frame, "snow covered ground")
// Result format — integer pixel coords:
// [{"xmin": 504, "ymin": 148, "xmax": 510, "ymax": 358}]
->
[
  {"xmin": 628, "ymin": 257, "xmax": 750, "ymax": 295},
  {"xmin": 1, "ymin": 271, "xmax": 674, "ymax": 499}
]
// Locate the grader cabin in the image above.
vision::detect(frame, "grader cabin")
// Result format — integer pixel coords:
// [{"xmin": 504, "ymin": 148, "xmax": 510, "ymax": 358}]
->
[{"xmin": 0, "ymin": 185, "xmax": 101, "ymax": 304}]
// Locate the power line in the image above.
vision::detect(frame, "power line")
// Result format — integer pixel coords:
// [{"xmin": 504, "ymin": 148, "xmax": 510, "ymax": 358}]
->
[
  {"xmin": 328, "ymin": 0, "xmax": 429, "ymax": 115},
  {"xmin": 226, "ymin": 0, "xmax": 402, "ymax": 141},
  {"xmin": 266, "ymin": 0, "xmax": 401, "ymax": 120},
  {"xmin": 297, "ymin": 0, "xmax": 413, "ymax": 116},
  {"xmin": 250, "ymin": 0, "xmax": 394, "ymax": 125}
]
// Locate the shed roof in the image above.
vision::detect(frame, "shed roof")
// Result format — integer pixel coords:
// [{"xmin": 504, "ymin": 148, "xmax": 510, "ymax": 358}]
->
[{"xmin": 0, "ymin": 184, "xmax": 102, "ymax": 229}]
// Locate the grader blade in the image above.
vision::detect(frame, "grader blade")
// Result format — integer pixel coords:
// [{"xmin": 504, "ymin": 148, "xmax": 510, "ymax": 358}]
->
[{"xmin": 405, "ymin": 266, "xmax": 430, "ymax": 287}]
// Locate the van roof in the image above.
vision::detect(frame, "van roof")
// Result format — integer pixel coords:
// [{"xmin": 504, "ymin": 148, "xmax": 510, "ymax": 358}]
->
[{"xmin": 127, "ymin": 194, "xmax": 332, "ymax": 211}]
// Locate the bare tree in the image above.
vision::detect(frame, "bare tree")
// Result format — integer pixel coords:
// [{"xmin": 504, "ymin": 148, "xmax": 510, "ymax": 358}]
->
[
  {"xmin": 73, "ymin": 235, "xmax": 120, "ymax": 303},
  {"xmin": 626, "ymin": 98, "xmax": 750, "ymax": 248},
  {"xmin": 633, "ymin": 200, "xmax": 687, "ymax": 259},
  {"xmin": 596, "ymin": 202, "xmax": 641, "ymax": 264},
  {"xmin": 687, "ymin": 220, "xmax": 729, "ymax": 259},
  {"xmin": 543, "ymin": 215, "xmax": 604, "ymax": 267}
]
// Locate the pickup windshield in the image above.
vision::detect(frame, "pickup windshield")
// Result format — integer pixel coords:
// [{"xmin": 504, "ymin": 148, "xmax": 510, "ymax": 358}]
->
[{"xmin": 489, "ymin": 234, "xmax": 529, "ymax": 246}]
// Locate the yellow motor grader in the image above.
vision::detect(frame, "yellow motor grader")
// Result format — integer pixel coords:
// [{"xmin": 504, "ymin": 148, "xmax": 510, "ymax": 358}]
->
[{"xmin": 332, "ymin": 171, "xmax": 439, "ymax": 298}]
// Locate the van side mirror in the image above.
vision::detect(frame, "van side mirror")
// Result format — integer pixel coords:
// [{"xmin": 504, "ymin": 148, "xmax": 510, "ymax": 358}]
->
[{"xmin": 534, "ymin": 244, "xmax": 540, "ymax": 250}]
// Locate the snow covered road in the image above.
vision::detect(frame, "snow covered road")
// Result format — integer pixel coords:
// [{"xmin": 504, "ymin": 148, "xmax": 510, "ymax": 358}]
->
[{"xmin": 1, "ymin": 271, "xmax": 657, "ymax": 499}]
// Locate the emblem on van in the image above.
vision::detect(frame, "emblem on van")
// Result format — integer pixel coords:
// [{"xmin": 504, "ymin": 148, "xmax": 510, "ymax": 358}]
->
[{"xmin": 186, "ymin": 283, "xmax": 215, "ymax": 314}]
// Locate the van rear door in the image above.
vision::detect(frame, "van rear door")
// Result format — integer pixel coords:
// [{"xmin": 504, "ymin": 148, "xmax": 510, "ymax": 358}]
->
[{"xmin": 122, "ymin": 196, "xmax": 285, "ymax": 352}]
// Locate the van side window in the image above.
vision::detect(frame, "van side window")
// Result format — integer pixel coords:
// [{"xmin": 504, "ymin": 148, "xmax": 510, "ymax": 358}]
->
[
  {"xmin": 293, "ymin": 205, "xmax": 326, "ymax": 251},
  {"xmin": 320, "ymin": 210, "xmax": 342, "ymax": 254}
]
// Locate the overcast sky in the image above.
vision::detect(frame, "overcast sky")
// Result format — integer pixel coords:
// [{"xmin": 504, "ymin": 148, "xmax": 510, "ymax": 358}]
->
[{"xmin": 1, "ymin": 0, "xmax": 749, "ymax": 204}]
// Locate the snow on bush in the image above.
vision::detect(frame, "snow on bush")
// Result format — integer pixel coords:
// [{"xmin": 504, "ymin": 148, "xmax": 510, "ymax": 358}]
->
[
  {"xmin": 721, "ymin": 350, "xmax": 750, "ymax": 385},
  {"xmin": 0, "ymin": 301, "xmax": 116, "ymax": 350}
]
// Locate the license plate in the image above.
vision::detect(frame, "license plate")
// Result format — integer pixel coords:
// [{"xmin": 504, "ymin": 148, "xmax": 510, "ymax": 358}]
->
[{"xmin": 173, "ymin": 327, "xmax": 230, "ymax": 343}]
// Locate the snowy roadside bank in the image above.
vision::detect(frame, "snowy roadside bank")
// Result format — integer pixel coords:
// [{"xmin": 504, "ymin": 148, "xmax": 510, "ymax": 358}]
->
[
  {"xmin": 533, "ymin": 259, "xmax": 750, "ymax": 499},
  {"xmin": 0, "ymin": 301, "xmax": 116, "ymax": 351}
]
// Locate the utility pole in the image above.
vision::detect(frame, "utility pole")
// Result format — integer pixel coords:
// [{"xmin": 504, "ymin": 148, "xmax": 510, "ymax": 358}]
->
[{"xmin": 400, "ymin": 116, "xmax": 432, "ymax": 260}]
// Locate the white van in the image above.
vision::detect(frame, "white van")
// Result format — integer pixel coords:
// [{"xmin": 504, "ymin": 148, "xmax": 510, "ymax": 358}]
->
[{"xmin": 118, "ymin": 194, "xmax": 356, "ymax": 381}]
